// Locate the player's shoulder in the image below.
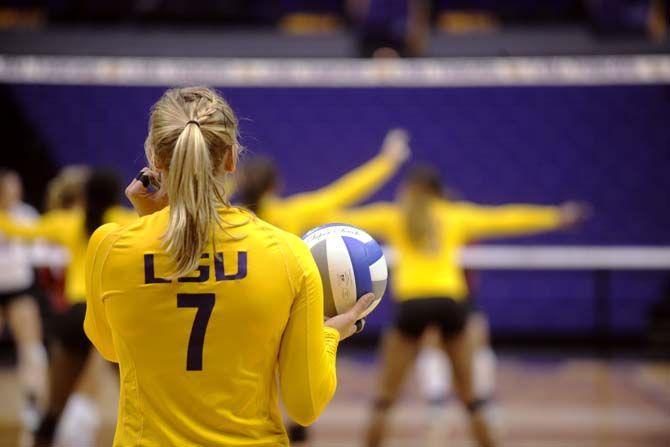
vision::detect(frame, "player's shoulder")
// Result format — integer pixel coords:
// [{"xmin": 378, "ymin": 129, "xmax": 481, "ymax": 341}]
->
[
  {"xmin": 103, "ymin": 205, "xmax": 137, "ymax": 227},
  {"xmin": 253, "ymin": 214, "xmax": 306, "ymax": 250},
  {"xmin": 251, "ymin": 214, "xmax": 312, "ymax": 264},
  {"xmin": 101, "ymin": 207, "xmax": 169, "ymax": 253},
  {"xmin": 88, "ymin": 221, "xmax": 126, "ymax": 264}
]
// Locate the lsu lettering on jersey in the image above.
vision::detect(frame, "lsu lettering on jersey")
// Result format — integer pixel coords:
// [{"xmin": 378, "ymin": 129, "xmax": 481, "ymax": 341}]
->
[{"xmin": 84, "ymin": 206, "xmax": 340, "ymax": 446}]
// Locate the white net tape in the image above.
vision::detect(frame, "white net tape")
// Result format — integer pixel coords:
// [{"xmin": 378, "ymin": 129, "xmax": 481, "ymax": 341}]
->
[
  {"xmin": 1, "ymin": 55, "xmax": 669, "ymax": 86},
  {"xmin": 381, "ymin": 246, "xmax": 670, "ymax": 270}
]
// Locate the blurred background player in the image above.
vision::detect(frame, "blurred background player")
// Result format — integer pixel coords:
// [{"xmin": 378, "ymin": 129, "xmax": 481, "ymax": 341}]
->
[
  {"xmin": 416, "ymin": 198, "xmax": 589, "ymax": 436},
  {"xmin": 37, "ymin": 167, "xmax": 92, "ymax": 316},
  {"xmin": 0, "ymin": 169, "xmax": 134, "ymax": 447},
  {"xmin": 0, "ymin": 170, "xmax": 48, "ymax": 435},
  {"xmin": 336, "ymin": 163, "xmax": 588, "ymax": 447},
  {"xmin": 236, "ymin": 129, "xmax": 410, "ymax": 445}
]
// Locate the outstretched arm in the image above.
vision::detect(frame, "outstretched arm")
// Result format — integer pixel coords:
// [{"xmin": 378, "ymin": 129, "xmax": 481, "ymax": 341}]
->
[
  {"xmin": 285, "ymin": 130, "xmax": 410, "ymax": 226},
  {"xmin": 459, "ymin": 201, "xmax": 588, "ymax": 241},
  {"xmin": 332, "ymin": 202, "xmax": 398, "ymax": 242},
  {"xmin": 0, "ymin": 210, "xmax": 69, "ymax": 244}
]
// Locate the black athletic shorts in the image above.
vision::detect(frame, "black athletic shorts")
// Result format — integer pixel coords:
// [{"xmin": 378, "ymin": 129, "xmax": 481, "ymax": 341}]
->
[
  {"xmin": 50, "ymin": 302, "xmax": 90, "ymax": 355},
  {"xmin": 0, "ymin": 285, "xmax": 34, "ymax": 307},
  {"xmin": 394, "ymin": 297, "xmax": 469, "ymax": 340}
]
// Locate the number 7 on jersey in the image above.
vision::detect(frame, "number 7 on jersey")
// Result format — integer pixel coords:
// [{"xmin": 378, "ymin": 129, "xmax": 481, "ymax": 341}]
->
[{"xmin": 177, "ymin": 293, "xmax": 215, "ymax": 371}]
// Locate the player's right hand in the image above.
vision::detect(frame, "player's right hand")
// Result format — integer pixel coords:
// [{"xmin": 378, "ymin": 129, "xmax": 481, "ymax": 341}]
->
[
  {"xmin": 381, "ymin": 129, "xmax": 411, "ymax": 164},
  {"xmin": 125, "ymin": 168, "xmax": 169, "ymax": 217},
  {"xmin": 325, "ymin": 293, "xmax": 376, "ymax": 340}
]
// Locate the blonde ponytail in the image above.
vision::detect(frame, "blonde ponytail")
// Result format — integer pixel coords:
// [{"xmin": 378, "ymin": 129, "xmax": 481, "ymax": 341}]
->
[
  {"xmin": 404, "ymin": 196, "xmax": 439, "ymax": 252},
  {"xmin": 401, "ymin": 163, "xmax": 444, "ymax": 252},
  {"xmin": 147, "ymin": 87, "xmax": 241, "ymax": 278}
]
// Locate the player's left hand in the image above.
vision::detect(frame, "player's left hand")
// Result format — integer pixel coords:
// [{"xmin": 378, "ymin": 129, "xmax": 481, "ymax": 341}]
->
[
  {"xmin": 125, "ymin": 168, "xmax": 169, "ymax": 217},
  {"xmin": 559, "ymin": 201, "xmax": 592, "ymax": 228},
  {"xmin": 381, "ymin": 129, "xmax": 411, "ymax": 164}
]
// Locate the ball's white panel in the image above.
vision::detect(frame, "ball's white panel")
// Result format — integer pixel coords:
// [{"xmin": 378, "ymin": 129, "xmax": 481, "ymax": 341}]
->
[
  {"xmin": 360, "ymin": 255, "xmax": 387, "ymax": 318},
  {"xmin": 346, "ymin": 227, "xmax": 373, "ymax": 243},
  {"xmin": 304, "ymin": 225, "xmax": 372, "ymax": 246},
  {"xmin": 325, "ymin": 236, "xmax": 357, "ymax": 315},
  {"xmin": 369, "ymin": 256, "xmax": 388, "ymax": 282}
]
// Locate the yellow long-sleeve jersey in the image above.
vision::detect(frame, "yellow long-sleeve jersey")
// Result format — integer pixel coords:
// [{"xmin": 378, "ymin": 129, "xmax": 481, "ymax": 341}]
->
[
  {"xmin": 84, "ymin": 206, "xmax": 340, "ymax": 447},
  {"xmin": 258, "ymin": 153, "xmax": 400, "ymax": 235},
  {"xmin": 337, "ymin": 200, "xmax": 563, "ymax": 301},
  {"xmin": 0, "ymin": 205, "xmax": 136, "ymax": 303}
]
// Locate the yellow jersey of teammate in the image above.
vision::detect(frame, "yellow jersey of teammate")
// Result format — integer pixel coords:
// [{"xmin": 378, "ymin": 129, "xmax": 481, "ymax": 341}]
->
[
  {"xmin": 84, "ymin": 206, "xmax": 340, "ymax": 446},
  {"xmin": 337, "ymin": 200, "xmax": 563, "ymax": 301},
  {"xmin": 0, "ymin": 205, "xmax": 135, "ymax": 303}
]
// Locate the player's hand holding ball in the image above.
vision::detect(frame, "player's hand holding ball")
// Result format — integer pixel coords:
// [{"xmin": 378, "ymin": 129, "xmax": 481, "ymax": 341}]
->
[
  {"xmin": 303, "ymin": 224, "xmax": 388, "ymax": 340},
  {"xmin": 325, "ymin": 293, "xmax": 376, "ymax": 340},
  {"xmin": 125, "ymin": 168, "xmax": 169, "ymax": 217}
]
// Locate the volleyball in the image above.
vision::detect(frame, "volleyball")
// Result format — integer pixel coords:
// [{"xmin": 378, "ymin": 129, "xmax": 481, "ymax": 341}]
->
[{"xmin": 303, "ymin": 224, "xmax": 387, "ymax": 319}]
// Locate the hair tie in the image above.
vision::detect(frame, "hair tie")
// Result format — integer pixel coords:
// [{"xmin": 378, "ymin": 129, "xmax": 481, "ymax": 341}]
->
[{"xmin": 186, "ymin": 120, "xmax": 201, "ymax": 128}]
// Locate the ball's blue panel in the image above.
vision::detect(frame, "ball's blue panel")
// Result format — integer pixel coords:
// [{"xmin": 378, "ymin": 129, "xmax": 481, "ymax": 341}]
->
[
  {"xmin": 364, "ymin": 239, "xmax": 384, "ymax": 264},
  {"xmin": 342, "ymin": 236, "xmax": 373, "ymax": 300}
]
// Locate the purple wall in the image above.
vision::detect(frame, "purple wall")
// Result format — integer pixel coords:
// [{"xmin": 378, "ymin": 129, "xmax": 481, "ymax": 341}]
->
[{"xmin": 5, "ymin": 84, "xmax": 670, "ymax": 337}]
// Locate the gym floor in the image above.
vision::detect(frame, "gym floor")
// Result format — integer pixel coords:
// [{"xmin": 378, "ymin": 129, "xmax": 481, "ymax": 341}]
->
[{"xmin": 0, "ymin": 353, "xmax": 668, "ymax": 447}]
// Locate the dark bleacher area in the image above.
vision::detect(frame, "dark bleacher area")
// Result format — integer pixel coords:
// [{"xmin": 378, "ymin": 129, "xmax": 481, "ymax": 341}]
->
[
  {"xmin": 1, "ymin": 25, "xmax": 668, "ymax": 58},
  {"xmin": 0, "ymin": 0, "xmax": 668, "ymax": 57}
]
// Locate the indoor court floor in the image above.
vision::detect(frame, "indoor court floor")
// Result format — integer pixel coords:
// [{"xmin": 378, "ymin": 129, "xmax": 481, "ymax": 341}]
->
[{"xmin": 0, "ymin": 354, "xmax": 668, "ymax": 447}]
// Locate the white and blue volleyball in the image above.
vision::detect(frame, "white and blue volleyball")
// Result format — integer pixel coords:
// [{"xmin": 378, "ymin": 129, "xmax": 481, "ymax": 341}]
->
[{"xmin": 303, "ymin": 224, "xmax": 387, "ymax": 319}]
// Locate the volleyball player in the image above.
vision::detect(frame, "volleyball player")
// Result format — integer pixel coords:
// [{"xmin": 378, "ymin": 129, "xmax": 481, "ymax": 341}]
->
[
  {"xmin": 0, "ymin": 170, "xmax": 48, "ymax": 432},
  {"xmin": 0, "ymin": 169, "xmax": 135, "ymax": 446},
  {"xmin": 84, "ymin": 87, "xmax": 373, "ymax": 446},
  {"xmin": 335, "ymin": 163, "xmax": 587, "ymax": 447},
  {"xmin": 35, "ymin": 166, "xmax": 91, "ymax": 315}
]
